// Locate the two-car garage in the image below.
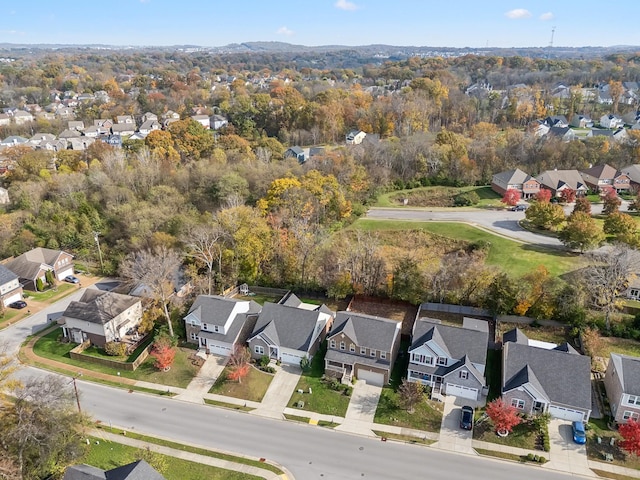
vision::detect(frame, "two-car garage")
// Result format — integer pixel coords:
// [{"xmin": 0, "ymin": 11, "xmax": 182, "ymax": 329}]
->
[
  {"xmin": 445, "ymin": 383, "xmax": 479, "ymax": 401},
  {"xmin": 356, "ymin": 368, "xmax": 385, "ymax": 387},
  {"xmin": 548, "ymin": 405, "xmax": 586, "ymax": 422}
]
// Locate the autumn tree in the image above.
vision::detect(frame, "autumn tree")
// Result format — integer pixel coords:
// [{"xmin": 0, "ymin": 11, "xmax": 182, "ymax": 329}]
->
[
  {"xmin": 572, "ymin": 196, "xmax": 592, "ymax": 216},
  {"xmin": 620, "ymin": 420, "xmax": 640, "ymax": 456},
  {"xmin": 486, "ymin": 398, "xmax": 522, "ymax": 435},
  {"xmin": 525, "ymin": 201, "xmax": 566, "ymax": 231},
  {"xmin": 534, "ymin": 188, "xmax": 552, "ymax": 203},
  {"xmin": 559, "ymin": 188, "xmax": 576, "ymax": 204},
  {"xmin": 483, "ymin": 272, "xmax": 518, "ymax": 315},
  {"xmin": 602, "ymin": 188, "xmax": 622, "ymax": 215},
  {"xmin": 398, "ymin": 379, "xmax": 425, "ymax": 414},
  {"xmin": 151, "ymin": 339, "xmax": 176, "ymax": 372},
  {"xmin": 184, "ymin": 222, "xmax": 227, "ymax": 295},
  {"xmin": 559, "ymin": 212, "xmax": 604, "ymax": 252},
  {"xmin": 501, "ymin": 189, "xmax": 521, "ymax": 207},
  {"xmin": 227, "ymin": 345, "xmax": 251, "ymax": 383},
  {"xmin": 119, "ymin": 246, "xmax": 182, "ymax": 337},
  {"xmin": 604, "ymin": 211, "xmax": 638, "ymax": 241}
]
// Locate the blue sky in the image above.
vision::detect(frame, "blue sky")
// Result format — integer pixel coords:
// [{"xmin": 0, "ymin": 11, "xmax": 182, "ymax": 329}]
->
[{"xmin": 2, "ymin": 1, "xmax": 638, "ymax": 48}]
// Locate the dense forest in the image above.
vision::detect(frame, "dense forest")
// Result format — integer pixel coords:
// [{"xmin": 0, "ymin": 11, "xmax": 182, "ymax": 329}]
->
[{"xmin": 1, "ymin": 49, "xmax": 640, "ymax": 322}]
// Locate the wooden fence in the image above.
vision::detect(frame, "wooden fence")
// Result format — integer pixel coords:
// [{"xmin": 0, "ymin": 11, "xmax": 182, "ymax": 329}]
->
[{"xmin": 70, "ymin": 341, "xmax": 153, "ymax": 372}]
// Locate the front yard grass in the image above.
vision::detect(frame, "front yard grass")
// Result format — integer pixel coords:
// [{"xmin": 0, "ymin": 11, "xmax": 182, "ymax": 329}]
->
[
  {"xmin": 288, "ymin": 345, "xmax": 352, "ymax": 417},
  {"xmin": 353, "ymin": 219, "xmax": 579, "ymax": 278},
  {"xmin": 23, "ymin": 283, "xmax": 74, "ymax": 301},
  {"xmin": 375, "ymin": 185, "xmax": 501, "ymax": 209},
  {"xmin": 585, "ymin": 417, "xmax": 640, "ymax": 469},
  {"xmin": 473, "ymin": 417, "xmax": 539, "ymax": 450},
  {"xmin": 32, "ymin": 328, "xmax": 199, "ymax": 388},
  {"xmin": 208, "ymin": 366, "xmax": 273, "ymax": 402},
  {"xmin": 374, "ymin": 387, "xmax": 443, "ymax": 432}
]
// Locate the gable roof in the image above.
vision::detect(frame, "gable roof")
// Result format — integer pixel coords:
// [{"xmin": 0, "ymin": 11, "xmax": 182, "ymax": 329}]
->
[
  {"xmin": 250, "ymin": 302, "xmax": 327, "ymax": 351},
  {"xmin": 411, "ymin": 318, "xmax": 488, "ymax": 365},
  {"xmin": 581, "ymin": 164, "xmax": 618, "ymax": 181},
  {"xmin": 622, "ymin": 164, "xmax": 640, "ymax": 184},
  {"xmin": 62, "ymin": 290, "xmax": 140, "ymax": 325},
  {"xmin": 330, "ymin": 311, "xmax": 400, "ymax": 352},
  {"xmin": 502, "ymin": 327, "xmax": 529, "ymax": 345},
  {"xmin": 64, "ymin": 460, "xmax": 165, "ymax": 480},
  {"xmin": 610, "ymin": 353, "xmax": 640, "ymax": 396},
  {"xmin": 0, "ymin": 264, "xmax": 18, "ymax": 286},
  {"xmin": 4, "ymin": 247, "xmax": 71, "ymax": 281},
  {"xmin": 492, "ymin": 168, "xmax": 533, "ymax": 185},
  {"xmin": 536, "ymin": 169, "xmax": 587, "ymax": 191},
  {"xmin": 503, "ymin": 340, "xmax": 591, "ymax": 410},
  {"xmin": 63, "ymin": 464, "xmax": 107, "ymax": 480},
  {"xmin": 186, "ymin": 295, "xmax": 261, "ymax": 326}
]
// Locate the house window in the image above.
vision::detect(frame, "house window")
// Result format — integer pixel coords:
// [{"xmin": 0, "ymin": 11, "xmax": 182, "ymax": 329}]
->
[
  {"xmin": 380, "ymin": 351, "xmax": 386, "ymax": 359},
  {"xmin": 410, "ymin": 371, "xmax": 431, "ymax": 382},
  {"xmin": 623, "ymin": 411, "xmax": 640, "ymax": 421},
  {"xmin": 349, "ymin": 344, "xmax": 355, "ymax": 352},
  {"xmin": 213, "ymin": 325, "xmax": 220, "ymax": 333},
  {"xmin": 370, "ymin": 349, "xmax": 376, "ymax": 357},
  {"xmin": 437, "ymin": 357, "xmax": 447, "ymax": 366},
  {"xmin": 254, "ymin": 345, "xmax": 265, "ymax": 355},
  {"xmin": 459, "ymin": 370, "xmax": 468, "ymax": 380},
  {"xmin": 631, "ymin": 289, "xmax": 640, "ymax": 299},
  {"xmin": 201, "ymin": 323, "xmax": 209, "ymax": 331},
  {"xmin": 511, "ymin": 399, "xmax": 525, "ymax": 410},
  {"xmin": 411, "ymin": 353, "xmax": 433, "ymax": 365},
  {"xmin": 361, "ymin": 347, "xmax": 367, "ymax": 355},
  {"xmin": 190, "ymin": 332, "xmax": 198, "ymax": 340},
  {"xmin": 340, "ymin": 341, "xmax": 345, "ymax": 351},
  {"xmin": 627, "ymin": 395, "xmax": 640, "ymax": 406},
  {"xmin": 330, "ymin": 339, "xmax": 336, "ymax": 349}
]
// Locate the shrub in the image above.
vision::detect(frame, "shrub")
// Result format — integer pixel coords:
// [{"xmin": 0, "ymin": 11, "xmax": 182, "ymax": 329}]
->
[
  {"xmin": 300, "ymin": 356, "xmax": 311, "ymax": 371},
  {"xmin": 453, "ymin": 191, "xmax": 480, "ymax": 207},
  {"xmin": 527, "ymin": 453, "xmax": 535, "ymax": 461},
  {"xmin": 538, "ymin": 456, "xmax": 547, "ymax": 464},
  {"xmin": 35, "ymin": 277, "xmax": 44, "ymax": 292},
  {"xmin": 104, "ymin": 341, "xmax": 127, "ymax": 356},
  {"xmin": 259, "ymin": 355, "xmax": 270, "ymax": 368}
]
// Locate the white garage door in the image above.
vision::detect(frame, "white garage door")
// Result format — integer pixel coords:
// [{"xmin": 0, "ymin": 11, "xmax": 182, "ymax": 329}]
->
[
  {"xmin": 56, "ymin": 267, "xmax": 74, "ymax": 281},
  {"xmin": 2, "ymin": 291, "xmax": 22, "ymax": 307},
  {"xmin": 357, "ymin": 369, "xmax": 385, "ymax": 386},
  {"xmin": 445, "ymin": 383, "xmax": 478, "ymax": 400},
  {"xmin": 280, "ymin": 351, "xmax": 304, "ymax": 366},
  {"xmin": 207, "ymin": 341, "xmax": 232, "ymax": 357},
  {"xmin": 548, "ymin": 405, "xmax": 585, "ymax": 422}
]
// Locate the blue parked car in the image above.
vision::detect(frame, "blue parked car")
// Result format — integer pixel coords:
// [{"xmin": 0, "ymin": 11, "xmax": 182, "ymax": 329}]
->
[{"xmin": 572, "ymin": 421, "xmax": 586, "ymax": 444}]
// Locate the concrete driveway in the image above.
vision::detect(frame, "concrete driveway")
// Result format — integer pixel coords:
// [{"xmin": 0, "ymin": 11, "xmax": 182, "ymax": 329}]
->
[
  {"xmin": 174, "ymin": 354, "xmax": 227, "ymax": 403},
  {"xmin": 251, "ymin": 363, "xmax": 301, "ymax": 418},
  {"xmin": 335, "ymin": 380, "xmax": 381, "ymax": 436},
  {"xmin": 436, "ymin": 395, "xmax": 476, "ymax": 454},
  {"xmin": 545, "ymin": 419, "xmax": 592, "ymax": 476}
]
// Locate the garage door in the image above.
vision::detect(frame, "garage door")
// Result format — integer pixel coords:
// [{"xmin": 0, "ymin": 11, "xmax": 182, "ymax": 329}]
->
[
  {"xmin": 207, "ymin": 341, "xmax": 232, "ymax": 357},
  {"xmin": 280, "ymin": 351, "xmax": 304, "ymax": 366},
  {"xmin": 548, "ymin": 405, "xmax": 585, "ymax": 422},
  {"xmin": 2, "ymin": 291, "xmax": 22, "ymax": 307},
  {"xmin": 445, "ymin": 383, "xmax": 478, "ymax": 400},
  {"xmin": 357, "ymin": 369, "xmax": 385, "ymax": 386},
  {"xmin": 56, "ymin": 267, "xmax": 74, "ymax": 281}
]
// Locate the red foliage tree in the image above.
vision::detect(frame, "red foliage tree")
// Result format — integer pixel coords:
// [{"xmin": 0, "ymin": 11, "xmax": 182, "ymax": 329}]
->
[
  {"xmin": 620, "ymin": 420, "xmax": 640, "ymax": 457},
  {"xmin": 151, "ymin": 345, "xmax": 176, "ymax": 372},
  {"xmin": 501, "ymin": 189, "xmax": 521, "ymax": 207},
  {"xmin": 485, "ymin": 398, "xmax": 522, "ymax": 435},
  {"xmin": 534, "ymin": 188, "xmax": 552, "ymax": 203},
  {"xmin": 227, "ymin": 345, "xmax": 251, "ymax": 383},
  {"xmin": 560, "ymin": 188, "xmax": 576, "ymax": 204},
  {"xmin": 602, "ymin": 188, "xmax": 622, "ymax": 215}
]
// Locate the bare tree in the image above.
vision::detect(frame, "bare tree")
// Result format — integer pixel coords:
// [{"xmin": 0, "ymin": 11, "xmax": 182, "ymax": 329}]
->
[
  {"xmin": 398, "ymin": 379, "xmax": 425, "ymax": 414},
  {"xmin": 185, "ymin": 223, "xmax": 227, "ymax": 295},
  {"xmin": 120, "ymin": 246, "xmax": 182, "ymax": 336},
  {"xmin": 582, "ymin": 244, "xmax": 640, "ymax": 330}
]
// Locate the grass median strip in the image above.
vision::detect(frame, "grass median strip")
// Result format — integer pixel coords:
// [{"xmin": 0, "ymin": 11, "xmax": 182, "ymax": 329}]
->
[
  {"xmin": 372, "ymin": 431, "xmax": 435, "ymax": 445},
  {"xmin": 204, "ymin": 399, "xmax": 254, "ymax": 412}
]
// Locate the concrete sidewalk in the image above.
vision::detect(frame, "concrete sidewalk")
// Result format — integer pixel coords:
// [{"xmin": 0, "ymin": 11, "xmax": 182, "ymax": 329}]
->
[{"xmin": 91, "ymin": 428, "xmax": 289, "ymax": 479}]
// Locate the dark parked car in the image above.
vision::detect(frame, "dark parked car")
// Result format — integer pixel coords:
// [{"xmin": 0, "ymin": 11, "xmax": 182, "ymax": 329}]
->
[
  {"xmin": 460, "ymin": 405, "xmax": 474, "ymax": 430},
  {"xmin": 9, "ymin": 300, "xmax": 27, "ymax": 309},
  {"xmin": 64, "ymin": 275, "xmax": 80, "ymax": 284},
  {"xmin": 511, "ymin": 204, "xmax": 528, "ymax": 211},
  {"xmin": 572, "ymin": 421, "xmax": 586, "ymax": 444}
]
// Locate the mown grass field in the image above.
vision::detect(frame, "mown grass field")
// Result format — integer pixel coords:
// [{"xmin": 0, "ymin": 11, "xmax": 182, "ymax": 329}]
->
[
  {"xmin": 375, "ymin": 185, "xmax": 502, "ymax": 209},
  {"xmin": 352, "ymin": 219, "xmax": 580, "ymax": 278}
]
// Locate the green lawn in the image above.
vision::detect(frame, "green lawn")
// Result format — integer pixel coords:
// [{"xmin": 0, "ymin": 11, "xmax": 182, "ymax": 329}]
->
[
  {"xmin": 288, "ymin": 345, "xmax": 352, "ymax": 417},
  {"xmin": 353, "ymin": 219, "xmax": 580, "ymax": 277},
  {"xmin": 593, "ymin": 336, "xmax": 640, "ymax": 359},
  {"xmin": 496, "ymin": 324, "xmax": 570, "ymax": 346},
  {"xmin": 81, "ymin": 439, "xmax": 261, "ymax": 480},
  {"xmin": 375, "ymin": 185, "xmax": 501, "ymax": 209},
  {"xmin": 585, "ymin": 418, "xmax": 640, "ymax": 469},
  {"xmin": 374, "ymin": 387, "xmax": 443, "ymax": 432},
  {"xmin": 473, "ymin": 418, "xmax": 539, "ymax": 450},
  {"xmin": 0, "ymin": 308, "xmax": 21, "ymax": 327},
  {"xmin": 33, "ymin": 328, "xmax": 199, "ymax": 388},
  {"xmin": 209, "ymin": 366, "xmax": 273, "ymax": 402},
  {"xmin": 23, "ymin": 283, "xmax": 74, "ymax": 301}
]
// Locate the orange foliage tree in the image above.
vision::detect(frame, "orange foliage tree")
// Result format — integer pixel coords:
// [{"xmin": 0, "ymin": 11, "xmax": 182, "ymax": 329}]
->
[{"xmin": 227, "ymin": 345, "xmax": 251, "ymax": 383}]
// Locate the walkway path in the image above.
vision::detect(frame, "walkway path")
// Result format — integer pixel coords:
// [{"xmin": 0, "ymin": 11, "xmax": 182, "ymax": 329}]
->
[{"xmin": 91, "ymin": 428, "xmax": 288, "ymax": 480}]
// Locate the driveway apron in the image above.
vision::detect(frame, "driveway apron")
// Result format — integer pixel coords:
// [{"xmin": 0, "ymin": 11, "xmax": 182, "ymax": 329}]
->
[
  {"xmin": 251, "ymin": 364, "xmax": 301, "ymax": 418},
  {"xmin": 334, "ymin": 380, "xmax": 381, "ymax": 436},
  {"xmin": 545, "ymin": 419, "xmax": 592, "ymax": 476},
  {"xmin": 435, "ymin": 395, "xmax": 475, "ymax": 454},
  {"xmin": 173, "ymin": 354, "xmax": 227, "ymax": 403}
]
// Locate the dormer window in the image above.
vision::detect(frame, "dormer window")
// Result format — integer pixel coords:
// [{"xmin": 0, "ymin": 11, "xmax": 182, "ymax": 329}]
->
[
  {"xmin": 459, "ymin": 370, "xmax": 468, "ymax": 380},
  {"xmin": 361, "ymin": 347, "xmax": 367, "ymax": 355},
  {"xmin": 437, "ymin": 357, "xmax": 447, "ymax": 366}
]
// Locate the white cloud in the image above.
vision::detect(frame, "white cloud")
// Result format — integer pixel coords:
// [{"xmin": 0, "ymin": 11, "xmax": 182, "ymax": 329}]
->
[
  {"xmin": 276, "ymin": 26, "xmax": 294, "ymax": 36},
  {"xmin": 505, "ymin": 8, "xmax": 532, "ymax": 19},
  {"xmin": 539, "ymin": 12, "xmax": 554, "ymax": 21},
  {"xmin": 335, "ymin": 0, "xmax": 358, "ymax": 11}
]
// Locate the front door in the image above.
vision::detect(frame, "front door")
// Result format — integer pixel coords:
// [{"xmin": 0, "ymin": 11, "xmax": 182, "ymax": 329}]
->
[
  {"xmin": 269, "ymin": 346, "xmax": 278, "ymax": 359},
  {"xmin": 533, "ymin": 401, "xmax": 544, "ymax": 413}
]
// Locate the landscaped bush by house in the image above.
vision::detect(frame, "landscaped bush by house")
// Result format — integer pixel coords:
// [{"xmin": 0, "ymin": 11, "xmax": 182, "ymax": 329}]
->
[
  {"xmin": 300, "ymin": 356, "xmax": 311, "ymax": 371},
  {"xmin": 453, "ymin": 191, "xmax": 480, "ymax": 207},
  {"xmin": 104, "ymin": 341, "xmax": 127, "ymax": 357}
]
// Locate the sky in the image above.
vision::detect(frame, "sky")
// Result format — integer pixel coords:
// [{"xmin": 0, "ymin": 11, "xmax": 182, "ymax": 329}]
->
[{"xmin": 2, "ymin": 0, "xmax": 639, "ymax": 49}]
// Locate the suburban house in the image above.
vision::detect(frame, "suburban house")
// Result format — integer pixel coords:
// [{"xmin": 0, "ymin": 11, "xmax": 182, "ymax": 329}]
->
[
  {"xmin": 116, "ymin": 115, "xmax": 134, "ymax": 124},
  {"xmin": 59, "ymin": 290, "xmax": 142, "ymax": 347},
  {"xmin": 191, "ymin": 114, "xmax": 211, "ymax": 128},
  {"xmin": 604, "ymin": 353, "xmax": 640, "ymax": 424},
  {"xmin": 491, "ymin": 168, "xmax": 541, "ymax": 198},
  {"xmin": 111, "ymin": 123, "xmax": 136, "ymax": 136},
  {"xmin": 601, "ymin": 114, "xmax": 624, "ymax": 129},
  {"xmin": 502, "ymin": 329, "xmax": 592, "ymax": 422},
  {"xmin": 346, "ymin": 130, "xmax": 367, "ymax": 145},
  {"xmin": 284, "ymin": 146, "xmax": 306, "ymax": 163},
  {"xmin": 544, "ymin": 115, "xmax": 569, "ymax": 128},
  {"xmin": 4, "ymin": 247, "xmax": 74, "ymax": 290},
  {"xmin": 536, "ymin": 169, "xmax": 588, "ymax": 197},
  {"xmin": 210, "ymin": 114, "xmax": 229, "ymax": 130},
  {"xmin": 625, "ymin": 274, "xmax": 640, "ymax": 301},
  {"xmin": 183, "ymin": 295, "xmax": 261, "ymax": 357},
  {"xmin": 139, "ymin": 119, "xmax": 161, "ymax": 135},
  {"xmin": 63, "ymin": 460, "xmax": 165, "ymax": 480},
  {"xmin": 580, "ymin": 164, "xmax": 631, "ymax": 192},
  {"xmin": 0, "ymin": 264, "xmax": 23, "ymax": 307},
  {"xmin": 622, "ymin": 164, "xmax": 640, "ymax": 188},
  {"xmin": 570, "ymin": 114, "xmax": 594, "ymax": 128},
  {"xmin": 325, "ymin": 311, "xmax": 401, "ymax": 386},
  {"xmin": 248, "ymin": 295, "xmax": 333, "ymax": 365},
  {"xmin": 407, "ymin": 317, "xmax": 489, "ymax": 402},
  {"xmin": 547, "ymin": 126, "xmax": 576, "ymax": 142}
]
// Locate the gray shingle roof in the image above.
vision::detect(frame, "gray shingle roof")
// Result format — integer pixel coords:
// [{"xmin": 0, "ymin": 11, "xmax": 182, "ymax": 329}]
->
[
  {"xmin": 536, "ymin": 169, "xmax": 587, "ymax": 191},
  {"xmin": 503, "ymin": 328, "xmax": 529, "ymax": 345},
  {"xmin": 411, "ymin": 318, "xmax": 488, "ymax": 366},
  {"xmin": 63, "ymin": 464, "xmax": 107, "ymax": 480},
  {"xmin": 0, "ymin": 264, "xmax": 18, "ymax": 286},
  {"xmin": 330, "ymin": 311, "xmax": 400, "ymax": 352},
  {"xmin": 250, "ymin": 302, "xmax": 327, "ymax": 351},
  {"xmin": 492, "ymin": 168, "xmax": 532, "ymax": 185},
  {"xmin": 611, "ymin": 353, "xmax": 640, "ymax": 396},
  {"xmin": 188, "ymin": 295, "xmax": 261, "ymax": 343},
  {"xmin": 503, "ymin": 341, "xmax": 591, "ymax": 410},
  {"xmin": 5, "ymin": 248, "xmax": 71, "ymax": 282},
  {"xmin": 105, "ymin": 460, "xmax": 165, "ymax": 480},
  {"xmin": 581, "ymin": 164, "xmax": 618, "ymax": 181},
  {"xmin": 62, "ymin": 290, "xmax": 139, "ymax": 325},
  {"xmin": 622, "ymin": 164, "xmax": 640, "ymax": 184}
]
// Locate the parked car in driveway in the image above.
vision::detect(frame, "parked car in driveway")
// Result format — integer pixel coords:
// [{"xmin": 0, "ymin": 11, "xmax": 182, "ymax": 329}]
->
[
  {"xmin": 9, "ymin": 300, "xmax": 27, "ymax": 309},
  {"xmin": 460, "ymin": 406, "xmax": 474, "ymax": 430},
  {"xmin": 64, "ymin": 275, "xmax": 80, "ymax": 284},
  {"xmin": 572, "ymin": 421, "xmax": 586, "ymax": 444}
]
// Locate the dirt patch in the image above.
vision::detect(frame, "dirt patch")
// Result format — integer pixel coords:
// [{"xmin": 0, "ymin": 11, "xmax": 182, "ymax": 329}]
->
[{"xmin": 347, "ymin": 296, "xmax": 418, "ymax": 336}]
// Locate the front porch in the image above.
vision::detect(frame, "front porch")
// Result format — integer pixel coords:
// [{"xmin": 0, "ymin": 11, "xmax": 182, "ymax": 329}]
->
[{"xmin": 326, "ymin": 360, "xmax": 353, "ymax": 384}]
